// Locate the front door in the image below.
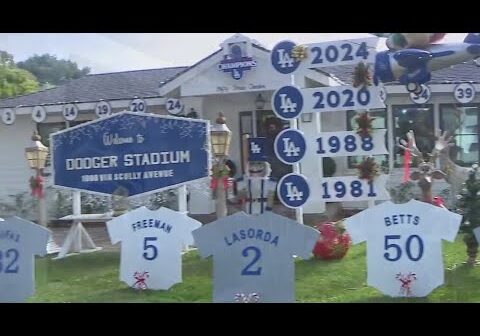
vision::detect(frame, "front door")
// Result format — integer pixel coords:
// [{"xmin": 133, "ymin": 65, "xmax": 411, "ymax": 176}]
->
[{"xmin": 238, "ymin": 110, "xmax": 292, "ymax": 179}]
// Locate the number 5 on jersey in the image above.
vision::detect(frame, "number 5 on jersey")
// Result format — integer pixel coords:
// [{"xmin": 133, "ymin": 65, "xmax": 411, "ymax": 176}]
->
[{"xmin": 143, "ymin": 237, "xmax": 158, "ymax": 260}]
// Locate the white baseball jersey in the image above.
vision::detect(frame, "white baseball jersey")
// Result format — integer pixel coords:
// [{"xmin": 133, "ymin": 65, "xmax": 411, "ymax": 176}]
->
[
  {"xmin": 345, "ymin": 199, "xmax": 461, "ymax": 297},
  {"xmin": 474, "ymin": 227, "xmax": 480, "ymax": 244},
  {"xmin": 193, "ymin": 211, "xmax": 319, "ymax": 302},
  {"xmin": 0, "ymin": 216, "xmax": 50, "ymax": 302},
  {"xmin": 237, "ymin": 176, "xmax": 277, "ymax": 215},
  {"xmin": 107, "ymin": 206, "xmax": 201, "ymax": 290}
]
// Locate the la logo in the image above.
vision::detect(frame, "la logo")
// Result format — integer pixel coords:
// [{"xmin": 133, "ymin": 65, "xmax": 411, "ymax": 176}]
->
[
  {"xmin": 276, "ymin": 49, "xmax": 294, "ymax": 68},
  {"xmin": 279, "ymin": 94, "xmax": 297, "ymax": 114},
  {"xmin": 282, "ymin": 138, "xmax": 300, "ymax": 157},
  {"xmin": 250, "ymin": 141, "xmax": 261, "ymax": 154},
  {"xmin": 285, "ymin": 182, "xmax": 303, "ymax": 201}
]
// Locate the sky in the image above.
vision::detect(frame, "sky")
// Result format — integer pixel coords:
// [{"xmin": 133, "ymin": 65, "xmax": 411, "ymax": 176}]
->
[{"xmin": 0, "ymin": 33, "xmax": 469, "ymax": 74}]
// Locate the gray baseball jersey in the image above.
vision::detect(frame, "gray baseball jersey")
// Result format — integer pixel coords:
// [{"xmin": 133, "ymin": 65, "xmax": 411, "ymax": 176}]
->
[
  {"xmin": 0, "ymin": 216, "xmax": 50, "ymax": 302},
  {"xmin": 193, "ymin": 211, "xmax": 319, "ymax": 303}
]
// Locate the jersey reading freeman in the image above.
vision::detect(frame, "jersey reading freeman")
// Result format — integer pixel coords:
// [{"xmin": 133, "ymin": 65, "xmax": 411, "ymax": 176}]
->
[
  {"xmin": 0, "ymin": 217, "xmax": 50, "ymax": 302},
  {"xmin": 193, "ymin": 211, "xmax": 319, "ymax": 303},
  {"xmin": 107, "ymin": 206, "xmax": 201, "ymax": 290},
  {"xmin": 345, "ymin": 199, "xmax": 461, "ymax": 297}
]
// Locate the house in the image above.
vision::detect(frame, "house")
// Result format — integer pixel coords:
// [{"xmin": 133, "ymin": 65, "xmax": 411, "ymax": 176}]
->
[{"xmin": 1, "ymin": 33, "xmax": 480, "ymax": 218}]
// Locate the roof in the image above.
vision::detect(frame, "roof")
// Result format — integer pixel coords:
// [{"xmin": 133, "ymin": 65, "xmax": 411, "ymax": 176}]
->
[
  {"xmin": 0, "ymin": 66, "xmax": 188, "ymax": 108},
  {"xmin": 324, "ymin": 62, "xmax": 480, "ymax": 86}
]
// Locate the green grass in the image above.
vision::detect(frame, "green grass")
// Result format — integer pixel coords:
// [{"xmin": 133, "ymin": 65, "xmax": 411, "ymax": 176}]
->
[{"xmin": 29, "ymin": 237, "xmax": 480, "ymax": 303}]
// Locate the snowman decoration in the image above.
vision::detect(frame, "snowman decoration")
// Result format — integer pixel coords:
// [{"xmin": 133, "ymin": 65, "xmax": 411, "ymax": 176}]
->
[{"xmin": 236, "ymin": 137, "xmax": 277, "ymax": 215}]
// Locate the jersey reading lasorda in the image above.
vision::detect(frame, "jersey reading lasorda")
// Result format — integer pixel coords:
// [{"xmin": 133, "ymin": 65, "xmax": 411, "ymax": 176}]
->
[
  {"xmin": 107, "ymin": 206, "xmax": 201, "ymax": 290},
  {"xmin": 345, "ymin": 199, "xmax": 461, "ymax": 297},
  {"xmin": 193, "ymin": 211, "xmax": 319, "ymax": 302},
  {"xmin": 0, "ymin": 216, "xmax": 50, "ymax": 302}
]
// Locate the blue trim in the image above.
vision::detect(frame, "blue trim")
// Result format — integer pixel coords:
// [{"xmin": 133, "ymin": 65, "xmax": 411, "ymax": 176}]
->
[
  {"xmin": 260, "ymin": 180, "xmax": 265, "ymax": 214},
  {"xmin": 248, "ymin": 179, "xmax": 252, "ymax": 214}
]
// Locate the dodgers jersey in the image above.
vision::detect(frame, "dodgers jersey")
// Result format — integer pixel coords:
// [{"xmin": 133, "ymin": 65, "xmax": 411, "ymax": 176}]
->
[
  {"xmin": 474, "ymin": 227, "xmax": 480, "ymax": 245},
  {"xmin": 236, "ymin": 176, "xmax": 277, "ymax": 215},
  {"xmin": 345, "ymin": 199, "xmax": 461, "ymax": 297},
  {"xmin": 107, "ymin": 206, "xmax": 201, "ymax": 290},
  {"xmin": 193, "ymin": 211, "xmax": 319, "ymax": 303},
  {"xmin": 0, "ymin": 216, "xmax": 50, "ymax": 302}
]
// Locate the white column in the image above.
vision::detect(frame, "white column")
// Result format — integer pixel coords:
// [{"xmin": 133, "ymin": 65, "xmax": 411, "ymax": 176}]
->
[{"xmin": 178, "ymin": 184, "xmax": 188, "ymax": 215}]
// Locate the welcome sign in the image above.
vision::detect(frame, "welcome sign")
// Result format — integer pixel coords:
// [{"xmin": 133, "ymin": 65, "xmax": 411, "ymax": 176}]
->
[{"xmin": 50, "ymin": 112, "xmax": 210, "ymax": 197}]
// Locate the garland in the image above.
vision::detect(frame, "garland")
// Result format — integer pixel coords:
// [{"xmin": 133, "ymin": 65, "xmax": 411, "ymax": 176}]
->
[
  {"xmin": 210, "ymin": 164, "xmax": 230, "ymax": 191},
  {"xmin": 354, "ymin": 112, "xmax": 375, "ymax": 138},
  {"xmin": 354, "ymin": 157, "xmax": 380, "ymax": 182},
  {"xmin": 291, "ymin": 45, "xmax": 308, "ymax": 62},
  {"xmin": 352, "ymin": 62, "xmax": 372, "ymax": 88}
]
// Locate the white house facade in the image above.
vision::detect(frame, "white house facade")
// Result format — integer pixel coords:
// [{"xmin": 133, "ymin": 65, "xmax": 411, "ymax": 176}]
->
[{"xmin": 1, "ymin": 34, "xmax": 480, "ymax": 219}]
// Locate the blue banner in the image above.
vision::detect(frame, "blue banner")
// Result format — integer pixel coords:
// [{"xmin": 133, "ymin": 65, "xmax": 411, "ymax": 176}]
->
[{"xmin": 51, "ymin": 112, "xmax": 210, "ymax": 197}]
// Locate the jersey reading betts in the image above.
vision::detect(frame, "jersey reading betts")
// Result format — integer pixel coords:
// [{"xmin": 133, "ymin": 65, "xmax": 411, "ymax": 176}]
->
[
  {"xmin": 345, "ymin": 199, "xmax": 461, "ymax": 297},
  {"xmin": 107, "ymin": 206, "xmax": 201, "ymax": 290}
]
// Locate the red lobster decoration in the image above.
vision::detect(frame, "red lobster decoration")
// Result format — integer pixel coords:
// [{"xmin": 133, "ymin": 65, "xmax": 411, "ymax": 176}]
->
[
  {"xmin": 133, "ymin": 271, "xmax": 149, "ymax": 290},
  {"xmin": 396, "ymin": 272, "xmax": 417, "ymax": 296}
]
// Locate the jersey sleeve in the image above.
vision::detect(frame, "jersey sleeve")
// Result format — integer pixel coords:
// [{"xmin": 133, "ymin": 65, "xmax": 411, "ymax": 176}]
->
[
  {"xmin": 192, "ymin": 222, "xmax": 220, "ymax": 258},
  {"xmin": 344, "ymin": 207, "xmax": 372, "ymax": 244},
  {"xmin": 106, "ymin": 216, "xmax": 124, "ymax": 245},
  {"xmin": 181, "ymin": 216, "xmax": 202, "ymax": 247},
  {"xmin": 430, "ymin": 206, "xmax": 462, "ymax": 242},
  {"xmin": 289, "ymin": 224, "xmax": 320, "ymax": 259},
  {"xmin": 31, "ymin": 224, "xmax": 51, "ymax": 257},
  {"xmin": 475, "ymin": 227, "xmax": 480, "ymax": 244}
]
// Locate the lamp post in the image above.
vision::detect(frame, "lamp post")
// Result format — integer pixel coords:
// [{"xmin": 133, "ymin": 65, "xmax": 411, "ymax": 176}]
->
[
  {"xmin": 210, "ymin": 112, "xmax": 232, "ymax": 218},
  {"xmin": 25, "ymin": 131, "xmax": 49, "ymax": 227}
]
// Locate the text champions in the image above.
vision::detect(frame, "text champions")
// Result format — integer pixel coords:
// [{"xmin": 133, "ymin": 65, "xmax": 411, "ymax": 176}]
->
[{"xmin": 65, "ymin": 151, "xmax": 191, "ymax": 171}]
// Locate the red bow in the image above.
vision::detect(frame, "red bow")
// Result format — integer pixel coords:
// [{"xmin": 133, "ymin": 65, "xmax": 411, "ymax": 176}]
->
[
  {"xmin": 30, "ymin": 175, "xmax": 45, "ymax": 199},
  {"xmin": 210, "ymin": 176, "xmax": 230, "ymax": 190}
]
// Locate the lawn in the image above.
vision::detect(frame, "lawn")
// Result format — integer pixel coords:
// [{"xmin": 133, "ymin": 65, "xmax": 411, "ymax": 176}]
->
[{"xmin": 29, "ymin": 237, "xmax": 480, "ymax": 303}]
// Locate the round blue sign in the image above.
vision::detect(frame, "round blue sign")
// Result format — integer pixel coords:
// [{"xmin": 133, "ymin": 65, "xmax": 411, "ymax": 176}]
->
[
  {"xmin": 271, "ymin": 41, "xmax": 300, "ymax": 74},
  {"xmin": 272, "ymin": 85, "xmax": 303, "ymax": 120},
  {"xmin": 277, "ymin": 173, "xmax": 310, "ymax": 209},
  {"xmin": 274, "ymin": 129, "xmax": 306, "ymax": 165}
]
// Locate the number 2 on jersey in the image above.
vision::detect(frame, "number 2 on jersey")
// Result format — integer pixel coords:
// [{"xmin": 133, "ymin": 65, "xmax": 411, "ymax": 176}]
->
[
  {"xmin": 241, "ymin": 246, "xmax": 262, "ymax": 276},
  {"xmin": 0, "ymin": 248, "xmax": 20, "ymax": 273},
  {"xmin": 143, "ymin": 237, "xmax": 158, "ymax": 261}
]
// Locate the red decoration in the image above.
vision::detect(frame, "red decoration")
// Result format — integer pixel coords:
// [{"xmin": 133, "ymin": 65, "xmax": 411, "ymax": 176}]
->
[
  {"xmin": 312, "ymin": 221, "xmax": 351, "ymax": 260},
  {"xmin": 210, "ymin": 176, "xmax": 231, "ymax": 191},
  {"xmin": 29, "ymin": 175, "xmax": 44, "ymax": 199}
]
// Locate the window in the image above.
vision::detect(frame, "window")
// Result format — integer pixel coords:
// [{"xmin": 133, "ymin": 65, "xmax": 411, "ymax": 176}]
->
[
  {"xmin": 392, "ymin": 105, "xmax": 435, "ymax": 167},
  {"xmin": 440, "ymin": 104, "xmax": 480, "ymax": 167},
  {"xmin": 347, "ymin": 109, "xmax": 388, "ymax": 170}
]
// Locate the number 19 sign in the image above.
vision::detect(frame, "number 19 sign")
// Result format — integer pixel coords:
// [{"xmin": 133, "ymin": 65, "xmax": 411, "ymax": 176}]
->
[{"xmin": 272, "ymin": 85, "xmax": 386, "ymax": 120}]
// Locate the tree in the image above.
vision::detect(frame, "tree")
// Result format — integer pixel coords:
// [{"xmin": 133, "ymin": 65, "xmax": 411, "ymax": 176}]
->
[
  {"xmin": 17, "ymin": 54, "xmax": 91, "ymax": 86},
  {"xmin": 0, "ymin": 50, "xmax": 39, "ymax": 99},
  {"xmin": 455, "ymin": 164, "xmax": 480, "ymax": 265}
]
